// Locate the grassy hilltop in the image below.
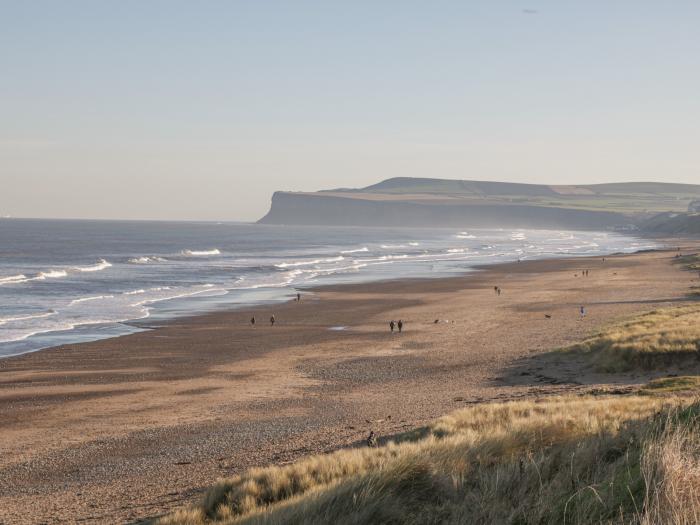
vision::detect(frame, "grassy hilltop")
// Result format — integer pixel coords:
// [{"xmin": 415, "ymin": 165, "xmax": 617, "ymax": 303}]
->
[
  {"xmin": 260, "ymin": 178, "xmax": 700, "ymax": 229},
  {"xmin": 335, "ymin": 178, "xmax": 700, "ymax": 214}
]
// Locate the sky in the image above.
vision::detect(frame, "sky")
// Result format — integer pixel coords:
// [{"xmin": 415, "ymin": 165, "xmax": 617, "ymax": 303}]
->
[{"xmin": 1, "ymin": 1, "xmax": 699, "ymax": 221}]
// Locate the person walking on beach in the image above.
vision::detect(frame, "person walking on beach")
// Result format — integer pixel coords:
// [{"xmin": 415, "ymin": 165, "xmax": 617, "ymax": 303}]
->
[
  {"xmin": 296, "ymin": 292, "xmax": 301, "ymax": 302},
  {"xmin": 580, "ymin": 305, "xmax": 586, "ymax": 319},
  {"xmin": 494, "ymin": 286, "xmax": 498, "ymax": 294},
  {"xmin": 497, "ymin": 287, "xmax": 501, "ymax": 296},
  {"xmin": 397, "ymin": 320, "xmax": 403, "ymax": 333},
  {"xmin": 389, "ymin": 320, "xmax": 395, "ymax": 333},
  {"xmin": 250, "ymin": 316, "xmax": 255, "ymax": 326},
  {"xmin": 270, "ymin": 315, "xmax": 275, "ymax": 326}
]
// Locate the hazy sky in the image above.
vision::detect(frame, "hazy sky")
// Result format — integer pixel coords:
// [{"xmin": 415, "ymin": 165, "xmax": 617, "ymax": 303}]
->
[{"xmin": 2, "ymin": 1, "xmax": 699, "ymax": 221}]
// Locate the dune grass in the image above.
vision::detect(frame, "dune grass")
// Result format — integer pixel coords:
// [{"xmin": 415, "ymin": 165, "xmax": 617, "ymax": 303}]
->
[
  {"xmin": 640, "ymin": 376, "xmax": 700, "ymax": 395},
  {"xmin": 566, "ymin": 305, "xmax": 700, "ymax": 372},
  {"xmin": 158, "ymin": 394, "xmax": 700, "ymax": 525}
]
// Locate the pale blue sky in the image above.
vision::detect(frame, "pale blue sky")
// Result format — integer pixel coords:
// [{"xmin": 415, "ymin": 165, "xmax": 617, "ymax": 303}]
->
[{"xmin": 2, "ymin": 1, "xmax": 699, "ymax": 220}]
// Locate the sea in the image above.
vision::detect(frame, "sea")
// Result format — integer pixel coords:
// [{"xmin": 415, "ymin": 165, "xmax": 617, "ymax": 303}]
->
[{"xmin": 0, "ymin": 219, "xmax": 657, "ymax": 358}]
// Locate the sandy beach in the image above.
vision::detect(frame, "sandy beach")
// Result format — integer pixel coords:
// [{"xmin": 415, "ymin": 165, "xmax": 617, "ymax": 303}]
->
[{"xmin": 1, "ymin": 246, "xmax": 699, "ymax": 524}]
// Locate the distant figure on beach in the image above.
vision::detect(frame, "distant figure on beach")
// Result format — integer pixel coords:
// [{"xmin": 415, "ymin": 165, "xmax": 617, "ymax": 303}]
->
[
  {"xmin": 367, "ymin": 430, "xmax": 378, "ymax": 448},
  {"xmin": 250, "ymin": 316, "xmax": 255, "ymax": 326},
  {"xmin": 270, "ymin": 315, "xmax": 275, "ymax": 326},
  {"xmin": 389, "ymin": 320, "xmax": 395, "ymax": 332},
  {"xmin": 397, "ymin": 320, "xmax": 403, "ymax": 332},
  {"xmin": 497, "ymin": 287, "xmax": 501, "ymax": 296},
  {"xmin": 580, "ymin": 305, "xmax": 586, "ymax": 319},
  {"xmin": 296, "ymin": 292, "xmax": 301, "ymax": 302},
  {"xmin": 494, "ymin": 286, "xmax": 498, "ymax": 294}
]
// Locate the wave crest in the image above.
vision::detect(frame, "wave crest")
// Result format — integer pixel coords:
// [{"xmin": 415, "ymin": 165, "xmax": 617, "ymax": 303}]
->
[
  {"xmin": 128, "ymin": 256, "xmax": 167, "ymax": 264},
  {"xmin": 0, "ymin": 274, "xmax": 28, "ymax": 285},
  {"xmin": 182, "ymin": 249, "xmax": 221, "ymax": 256},
  {"xmin": 73, "ymin": 259, "xmax": 112, "ymax": 272}
]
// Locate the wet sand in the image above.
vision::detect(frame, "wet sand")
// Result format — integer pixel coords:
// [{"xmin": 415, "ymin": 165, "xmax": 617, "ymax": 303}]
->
[{"xmin": 1, "ymin": 247, "xmax": 698, "ymax": 524}]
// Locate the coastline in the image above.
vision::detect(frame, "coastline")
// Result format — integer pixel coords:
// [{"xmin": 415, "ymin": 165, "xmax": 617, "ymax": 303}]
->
[
  {"xmin": 0, "ymin": 231, "xmax": 664, "ymax": 361},
  {"xmin": 1, "ymin": 244, "xmax": 698, "ymax": 523}
]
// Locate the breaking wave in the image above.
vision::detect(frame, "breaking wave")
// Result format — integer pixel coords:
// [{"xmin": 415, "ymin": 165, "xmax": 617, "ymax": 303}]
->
[
  {"xmin": 0, "ymin": 310, "xmax": 56, "ymax": 325},
  {"xmin": 37, "ymin": 270, "xmax": 68, "ymax": 279},
  {"xmin": 73, "ymin": 259, "xmax": 112, "ymax": 272},
  {"xmin": 70, "ymin": 295, "xmax": 114, "ymax": 305},
  {"xmin": 182, "ymin": 249, "xmax": 221, "ymax": 256},
  {"xmin": 0, "ymin": 274, "xmax": 28, "ymax": 285},
  {"xmin": 128, "ymin": 256, "xmax": 167, "ymax": 264},
  {"xmin": 276, "ymin": 256, "xmax": 345, "ymax": 268}
]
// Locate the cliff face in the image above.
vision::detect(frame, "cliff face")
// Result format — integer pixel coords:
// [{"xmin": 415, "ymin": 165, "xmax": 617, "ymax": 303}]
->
[{"xmin": 258, "ymin": 192, "xmax": 635, "ymax": 230}]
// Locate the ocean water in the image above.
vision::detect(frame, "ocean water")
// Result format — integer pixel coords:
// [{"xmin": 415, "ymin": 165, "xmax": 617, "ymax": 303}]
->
[{"xmin": 0, "ymin": 219, "xmax": 656, "ymax": 358}]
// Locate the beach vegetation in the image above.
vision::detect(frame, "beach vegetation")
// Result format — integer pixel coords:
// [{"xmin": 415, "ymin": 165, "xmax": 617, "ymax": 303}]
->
[
  {"xmin": 565, "ymin": 305, "xmax": 700, "ymax": 372},
  {"xmin": 157, "ymin": 394, "xmax": 700, "ymax": 525},
  {"xmin": 639, "ymin": 376, "xmax": 700, "ymax": 395}
]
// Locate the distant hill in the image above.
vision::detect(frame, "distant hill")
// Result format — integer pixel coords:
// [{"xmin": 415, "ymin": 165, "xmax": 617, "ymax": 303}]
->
[{"xmin": 259, "ymin": 177, "xmax": 700, "ymax": 231}]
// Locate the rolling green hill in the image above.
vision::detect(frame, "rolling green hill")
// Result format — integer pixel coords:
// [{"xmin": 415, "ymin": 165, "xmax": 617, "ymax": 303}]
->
[{"xmin": 260, "ymin": 177, "xmax": 700, "ymax": 230}]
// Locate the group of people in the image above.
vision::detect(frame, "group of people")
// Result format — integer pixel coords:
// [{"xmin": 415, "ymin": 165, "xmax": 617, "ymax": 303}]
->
[
  {"xmin": 389, "ymin": 319, "xmax": 404, "ymax": 333},
  {"xmin": 250, "ymin": 293, "xmax": 303, "ymax": 327},
  {"xmin": 250, "ymin": 315, "xmax": 275, "ymax": 326}
]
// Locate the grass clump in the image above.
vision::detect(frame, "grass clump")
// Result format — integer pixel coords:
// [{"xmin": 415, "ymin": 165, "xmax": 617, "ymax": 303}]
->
[
  {"xmin": 567, "ymin": 305, "xmax": 700, "ymax": 372},
  {"xmin": 158, "ymin": 395, "xmax": 700, "ymax": 525},
  {"xmin": 640, "ymin": 376, "xmax": 700, "ymax": 395}
]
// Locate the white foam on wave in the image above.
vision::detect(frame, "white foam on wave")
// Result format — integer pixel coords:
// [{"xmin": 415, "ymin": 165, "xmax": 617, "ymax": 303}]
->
[
  {"xmin": 131, "ymin": 285, "xmax": 227, "ymax": 306},
  {"xmin": 125, "ymin": 289, "xmax": 146, "ymax": 295},
  {"xmin": 276, "ymin": 256, "xmax": 345, "ymax": 268},
  {"xmin": 0, "ymin": 269, "xmax": 67, "ymax": 285},
  {"xmin": 340, "ymin": 247, "xmax": 369, "ymax": 254},
  {"xmin": 69, "ymin": 295, "xmax": 114, "ymax": 305},
  {"xmin": 409, "ymin": 242, "xmax": 420, "ymax": 246},
  {"xmin": 0, "ymin": 274, "xmax": 28, "ymax": 285},
  {"xmin": 364, "ymin": 255, "xmax": 409, "ymax": 262},
  {"xmin": 182, "ymin": 249, "xmax": 221, "ymax": 256},
  {"xmin": 447, "ymin": 248, "xmax": 467, "ymax": 253},
  {"xmin": 37, "ymin": 270, "xmax": 68, "ymax": 279},
  {"xmin": 128, "ymin": 256, "xmax": 167, "ymax": 264},
  {"xmin": 455, "ymin": 234, "xmax": 476, "ymax": 239},
  {"xmin": 73, "ymin": 259, "xmax": 112, "ymax": 272},
  {"xmin": 510, "ymin": 233, "xmax": 527, "ymax": 240},
  {"xmin": 380, "ymin": 244, "xmax": 410, "ymax": 249},
  {"xmin": 0, "ymin": 310, "xmax": 56, "ymax": 325}
]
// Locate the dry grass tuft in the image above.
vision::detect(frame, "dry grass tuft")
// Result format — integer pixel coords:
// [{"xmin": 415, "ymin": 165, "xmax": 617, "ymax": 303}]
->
[
  {"xmin": 640, "ymin": 376, "xmax": 700, "ymax": 395},
  {"xmin": 158, "ymin": 394, "xmax": 700, "ymax": 525},
  {"xmin": 566, "ymin": 305, "xmax": 700, "ymax": 372},
  {"xmin": 640, "ymin": 408, "xmax": 700, "ymax": 525}
]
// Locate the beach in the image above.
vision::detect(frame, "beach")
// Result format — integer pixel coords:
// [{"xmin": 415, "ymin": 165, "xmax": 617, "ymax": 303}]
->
[{"xmin": 1, "ymin": 246, "xmax": 698, "ymax": 524}]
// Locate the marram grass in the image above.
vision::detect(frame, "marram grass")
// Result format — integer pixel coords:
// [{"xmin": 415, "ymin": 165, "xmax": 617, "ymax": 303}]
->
[
  {"xmin": 568, "ymin": 305, "xmax": 700, "ymax": 372},
  {"xmin": 158, "ymin": 394, "xmax": 700, "ymax": 525}
]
